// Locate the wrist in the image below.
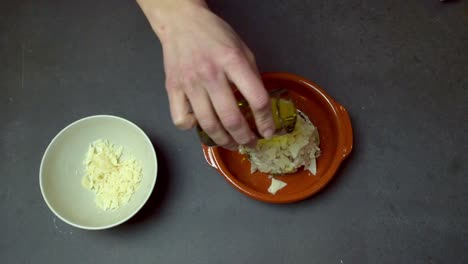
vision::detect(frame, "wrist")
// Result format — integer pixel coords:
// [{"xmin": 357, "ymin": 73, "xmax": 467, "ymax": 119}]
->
[{"xmin": 137, "ymin": 0, "xmax": 207, "ymax": 38}]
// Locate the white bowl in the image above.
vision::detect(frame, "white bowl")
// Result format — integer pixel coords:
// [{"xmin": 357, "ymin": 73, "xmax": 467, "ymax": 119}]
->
[{"xmin": 40, "ymin": 115, "xmax": 157, "ymax": 230}]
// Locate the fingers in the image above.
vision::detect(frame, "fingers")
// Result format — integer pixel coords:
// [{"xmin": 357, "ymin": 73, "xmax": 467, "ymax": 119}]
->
[
  {"xmin": 205, "ymin": 75, "xmax": 256, "ymax": 146},
  {"xmin": 166, "ymin": 79, "xmax": 197, "ymax": 130},
  {"xmin": 224, "ymin": 51, "xmax": 275, "ymax": 139},
  {"xmin": 165, "ymin": 44, "xmax": 271, "ymax": 149},
  {"xmin": 241, "ymin": 42, "xmax": 257, "ymax": 72},
  {"xmin": 184, "ymin": 78, "xmax": 236, "ymax": 149},
  {"xmin": 167, "ymin": 78, "xmax": 237, "ymax": 150}
]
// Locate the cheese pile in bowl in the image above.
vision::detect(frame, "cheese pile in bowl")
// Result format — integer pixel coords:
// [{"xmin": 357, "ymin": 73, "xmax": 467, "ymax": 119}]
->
[
  {"xmin": 239, "ymin": 112, "xmax": 320, "ymax": 175},
  {"xmin": 81, "ymin": 139, "xmax": 142, "ymax": 210}
]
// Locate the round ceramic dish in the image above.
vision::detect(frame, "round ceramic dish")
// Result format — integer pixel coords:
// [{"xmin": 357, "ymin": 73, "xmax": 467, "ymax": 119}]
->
[
  {"xmin": 202, "ymin": 72, "xmax": 353, "ymax": 203},
  {"xmin": 40, "ymin": 115, "xmax": 157, "ymax": 229}
]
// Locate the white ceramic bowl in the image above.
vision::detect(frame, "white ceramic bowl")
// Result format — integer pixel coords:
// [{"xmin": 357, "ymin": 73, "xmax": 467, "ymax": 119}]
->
[{"xmin": 40, "ymin": 115, "xmax": 157, "ymax": 230}]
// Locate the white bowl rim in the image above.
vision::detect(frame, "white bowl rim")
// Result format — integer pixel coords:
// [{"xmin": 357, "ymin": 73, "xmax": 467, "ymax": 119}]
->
[{"xmin": 39, "ymin": 115, "xmax": 158, "ymax": 230}]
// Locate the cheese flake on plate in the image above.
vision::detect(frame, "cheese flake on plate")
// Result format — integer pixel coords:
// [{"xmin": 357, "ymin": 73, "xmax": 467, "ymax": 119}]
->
[{"xmin": 268, "ymin": 178, "xmax": 288, "ymax": 195}]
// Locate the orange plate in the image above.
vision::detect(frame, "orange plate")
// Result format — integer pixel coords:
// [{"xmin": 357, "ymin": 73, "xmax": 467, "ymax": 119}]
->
[{"xmin": 202, "ymin": 72, "xmax": 353, "ymax": 203}]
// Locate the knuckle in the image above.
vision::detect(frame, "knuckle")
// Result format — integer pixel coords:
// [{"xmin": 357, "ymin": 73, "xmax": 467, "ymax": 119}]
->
[
  {"xmin": 196, "ymin": 62, "xmax": 218, "ymax": 80},
  {"xmin": 220, "ymin": 112, "xmax": 243, "ymax": 131},
  {"xmin": 222, "ymin": 47, "xmax": 246, "ymax": 66},
  {"xmin": 184, "ymin": 72, "xmax": 198, "ymax": 84},
  {"xmin": 165, "ymin": 77, "xmax": 179, "ymax": 91},
  {"xmin": 250, "ymin": 93, "xmax": 270, "ymax": 112},
  {"xmin": 198, "ymin": 118, "xmax": 220, "ymax": 134},
  {"xmin": 180, "ymin": 72, "xmax": 198, "ymax": 96}
]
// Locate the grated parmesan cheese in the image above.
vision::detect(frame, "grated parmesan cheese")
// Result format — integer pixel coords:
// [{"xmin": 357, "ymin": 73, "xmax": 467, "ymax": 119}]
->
[{"xmin": 81, "ymin": 139, "xmax": 142, "ymax": 210}]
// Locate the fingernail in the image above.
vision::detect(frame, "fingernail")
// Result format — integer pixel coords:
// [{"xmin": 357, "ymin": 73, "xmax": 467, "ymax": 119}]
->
[{"xmin": 262, "ymin": 128, "xmax": 274, "ymax": 139}]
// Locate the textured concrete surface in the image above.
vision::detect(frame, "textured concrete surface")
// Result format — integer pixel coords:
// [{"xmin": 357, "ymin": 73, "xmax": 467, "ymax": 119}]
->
[{"xmin": 1, "ymin": 0, "xmax": 467, "ymax": 263}]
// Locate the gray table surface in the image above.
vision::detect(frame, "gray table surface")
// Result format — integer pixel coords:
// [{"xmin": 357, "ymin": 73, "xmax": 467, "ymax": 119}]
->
[{"xmin": 1, "ymin": 0, "xmax": 467, "ymax": 263}]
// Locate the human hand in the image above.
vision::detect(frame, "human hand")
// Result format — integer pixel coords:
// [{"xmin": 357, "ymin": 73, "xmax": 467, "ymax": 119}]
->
[{"xmin": 137, "ymin": 0, "xmax": 275, "ymax": 149}]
